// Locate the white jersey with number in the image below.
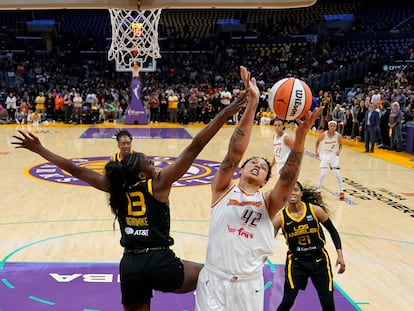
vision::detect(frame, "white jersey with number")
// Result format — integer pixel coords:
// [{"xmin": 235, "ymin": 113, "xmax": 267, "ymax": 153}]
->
[
  {"xmin": 206, "ymin": 184, "xmax": 275, "ymax": 273},
  {"xmin": 195, "ymin": 184, "xmax": 275, "ymax": 311},
  {"xmin": 320, "ymin": 131, "xmax": 340, "ymax": 154},
  {"xmin": 319, "ymin": 131, "xmax": 340, "ymax": 168},
  {"xmin": 273, "ymin": 132, "xmax": 291, "ymax": 173}
]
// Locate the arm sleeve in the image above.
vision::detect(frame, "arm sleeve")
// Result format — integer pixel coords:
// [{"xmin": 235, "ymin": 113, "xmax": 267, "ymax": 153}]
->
[{"xmin": 321, "ymin": 218, "xmax": 342, "ymax": 250}]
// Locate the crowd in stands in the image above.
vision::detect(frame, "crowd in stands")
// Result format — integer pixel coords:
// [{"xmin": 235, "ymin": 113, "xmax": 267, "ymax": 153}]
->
[{"xmin": 0, "ymin": 1, "xmax": 413, "ymax": 151}]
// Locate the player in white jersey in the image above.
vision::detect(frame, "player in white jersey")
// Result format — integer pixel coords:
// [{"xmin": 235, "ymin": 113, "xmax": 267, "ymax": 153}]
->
[
  {"xmin": 271, "ymin": 118, "xmax": 293, "ymax": 176},
  {"xmin": 315, "ymin": 120, "xmax": 345, "ymax": 200},
  {"xmin": 195, "ymin": 66, "xmax": 322, "ymax": 311}
]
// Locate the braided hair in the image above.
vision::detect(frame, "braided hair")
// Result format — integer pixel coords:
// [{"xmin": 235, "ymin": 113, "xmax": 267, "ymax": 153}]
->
[
  {"xmin": 115, "ymin": 130, "xmax": 132, "ymax": 142},
  {"xmin": 105, "ymin": 152, "xmax": 147, "ymax": 216},
  {"xmin": 296, "ymin": 181, "xmax": 328, "ymax": 213}
]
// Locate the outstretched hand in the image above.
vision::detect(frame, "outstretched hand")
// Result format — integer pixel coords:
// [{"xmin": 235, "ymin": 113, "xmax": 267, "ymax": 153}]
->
[
  {"xmin": 240, "ymin": 66, "xmax": 250, "ymax": 88},
  {"xmin": 240, "ymin": 65, "xmax": 260, "ymax": 106},
  {"xmin": 225, "ymin": 90, "xmax": 248, "ymax": 115},
  {"xmin": 13, "ymin": 129, "xmax": 109, "ymax": 192},
  {"xmin": 12, "ymin": 130, "xmax": 43, "ymax": 153},
  {"xmin": 296, "ymin": 107, "xmax": 322, "ymax": 134}
]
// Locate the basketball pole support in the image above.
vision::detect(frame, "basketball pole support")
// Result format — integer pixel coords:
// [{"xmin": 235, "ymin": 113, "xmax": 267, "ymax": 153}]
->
[
  {"xmin": 124, "ymin": 74, "xmax": 149, "ymax": 124},
  {"xmin": 123, "ymin": 1, "xmax": 149, "ymax": 125},
  {"xmin": 124, "ymin": 0, "xmax": 148, "ymax": 124}
]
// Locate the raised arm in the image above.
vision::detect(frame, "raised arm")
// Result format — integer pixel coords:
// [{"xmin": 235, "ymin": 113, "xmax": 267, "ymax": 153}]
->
[
  {"xmin": 153, "ymin": 78, "xmax": 248, "ymax": 200},
  {"xmin": 12, "ymin": 131, "xmax": 110, "ymax": 192},
  {"xmin": 211, "ymin": 67, "xmax": 260, "ymax": 201},
  {"xmin": 266, "ymin": 108, "xmax": 322, "ymax": 219}
]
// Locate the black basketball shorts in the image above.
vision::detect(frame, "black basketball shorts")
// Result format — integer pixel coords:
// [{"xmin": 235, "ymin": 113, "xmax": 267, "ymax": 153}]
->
[{"xmin": 120, "ymin": 249, "xmax": 184, "ymax": 305}]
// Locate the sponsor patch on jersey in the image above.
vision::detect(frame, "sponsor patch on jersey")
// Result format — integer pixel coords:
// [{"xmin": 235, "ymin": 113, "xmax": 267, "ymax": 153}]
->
[{"xmin": 26, "ymin": 156, "xmax": 238, "ymax": 187}]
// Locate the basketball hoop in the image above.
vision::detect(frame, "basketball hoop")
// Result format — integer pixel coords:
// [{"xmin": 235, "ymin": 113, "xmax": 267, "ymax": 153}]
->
[{"xmin": 108, "ymin": 6, "xmax": 162, "ymax": 72}]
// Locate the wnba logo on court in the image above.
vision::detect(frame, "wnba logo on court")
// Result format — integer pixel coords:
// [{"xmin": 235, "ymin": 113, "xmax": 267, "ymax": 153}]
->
[{"xmin": 26, "ymin": 156, "xmax": 237, "ymax": 187}]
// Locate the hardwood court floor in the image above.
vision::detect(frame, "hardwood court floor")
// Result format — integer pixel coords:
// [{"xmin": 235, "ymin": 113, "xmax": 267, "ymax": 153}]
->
[{"xmin": 0, "ymin": 122, "xmax": 413, "ymax": 310}]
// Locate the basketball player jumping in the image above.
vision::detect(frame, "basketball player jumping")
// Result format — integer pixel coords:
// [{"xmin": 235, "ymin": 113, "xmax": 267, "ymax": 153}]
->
[
  {"xmin": 12, "ymin": 74, "xmax": 250, "ymax": 311},
  {"xmin": 195, "ymin": 68, "xmax": 322, "ymax": 310}
]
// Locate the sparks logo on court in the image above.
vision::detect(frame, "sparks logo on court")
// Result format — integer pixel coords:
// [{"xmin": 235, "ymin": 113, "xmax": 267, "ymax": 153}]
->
[{"xmin": 26, "ymin": 156, "xmax": 237, "ymax": 187}]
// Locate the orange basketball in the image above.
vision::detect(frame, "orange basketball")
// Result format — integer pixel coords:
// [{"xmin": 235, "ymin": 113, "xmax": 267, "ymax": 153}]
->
[{"xmin": 268, "ymin": 77, "xmax": 312, "ymax": 121}]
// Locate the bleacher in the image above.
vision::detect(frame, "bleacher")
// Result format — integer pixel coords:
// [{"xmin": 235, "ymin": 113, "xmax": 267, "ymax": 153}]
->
[{"xmin": 0, "ymin": 0, "xmax": 412, "ymax": 93}]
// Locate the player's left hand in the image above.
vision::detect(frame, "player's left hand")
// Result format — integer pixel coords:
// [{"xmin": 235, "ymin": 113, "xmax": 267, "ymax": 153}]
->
[
  {"xmin": 336, "ymin": 257, "xmax": 346, "ymax": 274},
  {"xmin": 12, "ymin": 130, "xmax": 43, "ymax": 152}
]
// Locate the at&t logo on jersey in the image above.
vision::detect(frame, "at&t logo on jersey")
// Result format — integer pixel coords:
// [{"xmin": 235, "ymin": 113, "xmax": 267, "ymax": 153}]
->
[{"xmin": 125, "ymin": 227, "xmax": 149, "ymax": 236}]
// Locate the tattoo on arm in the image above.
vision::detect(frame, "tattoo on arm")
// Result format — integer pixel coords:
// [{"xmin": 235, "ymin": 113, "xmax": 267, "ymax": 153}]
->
[
  {"xmin": 220, "ymin": 155, "xmax": 240, "ymax": 173},
  {"xmin": 220, "ymin": 127, "xmax": 245, "ymax": 173},
  {"xmin": 229, "ymin": 127, "xmax": 245, "ymax": 144},
  {"xmin": 279, "ymin": 151, "xmax": 303, "ymax": 183}
]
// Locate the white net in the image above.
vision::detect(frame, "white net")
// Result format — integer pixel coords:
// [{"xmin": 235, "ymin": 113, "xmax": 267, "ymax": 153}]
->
[{"xmin": 108, "ymin": 8, "xmax": 162, "ymax": 72}]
